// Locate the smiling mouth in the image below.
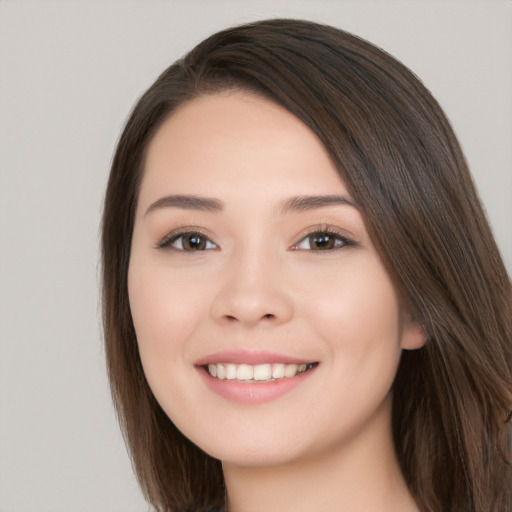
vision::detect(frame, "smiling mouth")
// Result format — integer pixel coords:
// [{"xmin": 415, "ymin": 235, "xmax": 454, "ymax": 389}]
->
[{"xmin": 205, "ymin": 362, "xmax": 318, "ymax": 383}]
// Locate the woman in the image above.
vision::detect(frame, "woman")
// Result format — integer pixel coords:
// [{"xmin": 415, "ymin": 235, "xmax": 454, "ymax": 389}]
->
[{"xmin": 102, "ymin": 19, "xmax": 512, "ymax": 512}]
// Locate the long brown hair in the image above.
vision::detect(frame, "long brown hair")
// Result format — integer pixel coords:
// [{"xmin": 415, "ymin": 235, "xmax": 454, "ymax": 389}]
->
[{"xmin": 102, "ymin": 19, "xmax": 512, "ymax": 512}]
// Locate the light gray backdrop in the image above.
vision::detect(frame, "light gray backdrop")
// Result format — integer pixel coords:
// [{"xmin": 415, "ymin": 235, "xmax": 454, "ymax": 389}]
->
[{"xmin": 1, "ymin": 1, "xmax": 511, "ymax": 511}]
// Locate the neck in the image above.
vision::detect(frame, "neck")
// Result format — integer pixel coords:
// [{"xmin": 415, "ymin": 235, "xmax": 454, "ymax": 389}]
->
[{"xmin": 222, "ymin": 398, "xmax": 418, "ymax": 512}]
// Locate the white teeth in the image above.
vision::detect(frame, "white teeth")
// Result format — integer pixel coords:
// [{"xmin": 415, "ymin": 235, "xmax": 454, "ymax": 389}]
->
[
  {"xmin": 226, "ymin": 363, "xmax": 237, "ymax": 380},
  {"xmin": 284, "ymin": 363, "xmax": 298, "ymax": 378},
  {"xmin": 272, "ymin": 363, "xmax": 285, "ymax": 379},
  {"xmin": 237, "ymin": 364, "xmax": 253, "ymax": 380},
  {"xmin": 206, "ymin": 362, "xmax": 315, "ymax": 382},
  {"xmin": 253, "ymin": 364, "xmax": 272, "ymax": 381},
  {"xmin": 217, "ymin": 363, "xmax": 226, "ymax": 379}
]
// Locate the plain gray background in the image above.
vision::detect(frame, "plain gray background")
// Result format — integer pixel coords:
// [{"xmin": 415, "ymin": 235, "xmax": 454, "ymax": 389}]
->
[{"xmin": 0, "ymin": 1, "xmax": 511, "ymax": 511}]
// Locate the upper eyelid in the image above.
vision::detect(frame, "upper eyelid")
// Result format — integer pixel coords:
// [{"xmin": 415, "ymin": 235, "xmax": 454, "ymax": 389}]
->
[{"xmin": 292, "ymin": 224, "xmax": 356, "ymax": 243}]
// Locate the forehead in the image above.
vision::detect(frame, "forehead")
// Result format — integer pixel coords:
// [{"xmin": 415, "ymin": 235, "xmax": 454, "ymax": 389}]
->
[{"xmin": 139, "ymin": 91, "xmax": 347, "ymax": 206}]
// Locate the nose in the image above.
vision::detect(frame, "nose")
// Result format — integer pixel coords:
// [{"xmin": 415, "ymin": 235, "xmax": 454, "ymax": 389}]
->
[{"xmin": 209, "ymin": 249, "xmax": 294, "ymax": 328}]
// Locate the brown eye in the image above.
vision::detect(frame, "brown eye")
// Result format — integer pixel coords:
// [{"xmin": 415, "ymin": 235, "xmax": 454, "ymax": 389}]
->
[
  {"xmin": 308, "ymin": 233, "xmax": 336, "ymax": 250},
  {"xmin": 182, "ymin": 233, "xmax": 208, "ymax": 250},
  {"xmin": 294, "ymin": 231, "xmax": 354, "ymax": 251},
  {"xmin": 158, "ymin": 232, "xmax": 217, "ymax": 251}
]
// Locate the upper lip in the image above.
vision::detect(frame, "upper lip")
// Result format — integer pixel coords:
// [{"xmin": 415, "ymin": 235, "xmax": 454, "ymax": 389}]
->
[{"xmin": 194, "ymin": 349, "xmax": 316, "ymax": 366}]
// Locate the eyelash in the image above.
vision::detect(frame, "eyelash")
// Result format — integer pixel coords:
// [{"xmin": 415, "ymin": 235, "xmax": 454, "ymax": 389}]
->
[
  {"xmin": 291, "ymin": 227, "xmax": 356, "ymax": 252},
  {"xmin": 156, "ymin": 226, "xmax": 356, "ymax": 252},
  {"xmin": 156, "ymin": 229, "xmax": 217, "ymax": 251}
]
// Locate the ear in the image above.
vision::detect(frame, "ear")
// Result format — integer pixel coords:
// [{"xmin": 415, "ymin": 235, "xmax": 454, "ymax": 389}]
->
[{"xmin": 400, "ymin": 319, "xmax": 427, "ymax": 350}]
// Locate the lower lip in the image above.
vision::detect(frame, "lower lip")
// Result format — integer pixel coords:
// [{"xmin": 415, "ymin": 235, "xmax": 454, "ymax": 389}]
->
[{"xmin": 198, "ymin": 366, "xmax": 317, "ymax": 404}]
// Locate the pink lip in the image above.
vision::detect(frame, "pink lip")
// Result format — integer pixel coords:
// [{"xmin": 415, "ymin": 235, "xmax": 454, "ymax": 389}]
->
[
  {"xmin": 195, "ymin": 350, "xmax": 318, "ymax": 404},
  {"xmin": 195, "ymin": 349, "xmax": 313, "ymax": 366},
  {"xmin": 198, "ymin": 367, "xmax": 317, "ymax": 404}
]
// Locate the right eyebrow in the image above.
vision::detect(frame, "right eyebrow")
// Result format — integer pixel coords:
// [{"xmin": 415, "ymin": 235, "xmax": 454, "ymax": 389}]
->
[
  {"xmin": 279, "ymin": 194, "xmax": 358, "ymax": 214},
  {"xmin": 144, "ymin": 194, "xmax": 224, "ymax": 217}
]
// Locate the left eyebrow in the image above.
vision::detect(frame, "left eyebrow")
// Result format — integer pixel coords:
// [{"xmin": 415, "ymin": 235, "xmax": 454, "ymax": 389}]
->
[
  {"xmin": 144, "ymin": 194, "xmax": 224, "ymax": 216},
  {"xmin": 279, "ymin": 195, "xmax": 359, "ymax": 214}
]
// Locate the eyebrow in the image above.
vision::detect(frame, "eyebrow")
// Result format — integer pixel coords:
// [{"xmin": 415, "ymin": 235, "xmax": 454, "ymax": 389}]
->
[
  {"xmin": 144, "ymin": 195, "xmax": 224, "ymax": 216},
  {"xmin": 144, "ymin": 193, "xmax": 358, "ymax": 217},
  {"xmin": 279, "ymin": 194, "xmax": 358, "ymax": 214}
]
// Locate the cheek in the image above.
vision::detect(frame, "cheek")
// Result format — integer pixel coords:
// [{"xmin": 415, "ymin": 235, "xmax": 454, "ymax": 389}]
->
[
  {"xmin": 303, "ymin": 261, "xmax": 403, "ymax": 385},
  {"xmin": 127, "ymin": 259, "xmax": 208, "ymax": 376}
]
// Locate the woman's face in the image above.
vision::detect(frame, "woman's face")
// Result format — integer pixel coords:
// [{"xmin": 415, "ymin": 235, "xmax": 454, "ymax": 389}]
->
[{"xmin": 128, "ymin": 91, "xmax": 424, "ymax": 467}]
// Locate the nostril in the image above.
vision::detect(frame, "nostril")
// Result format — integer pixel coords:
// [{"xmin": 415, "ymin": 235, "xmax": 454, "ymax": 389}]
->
[{"xmin": 222, "ymin": 313, "xmax": 276, "ymax": 324}]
